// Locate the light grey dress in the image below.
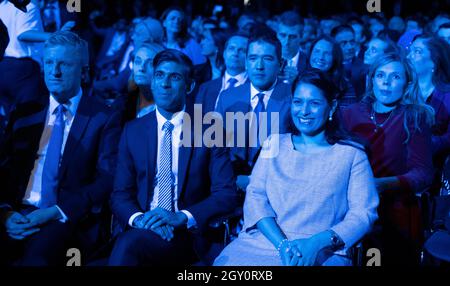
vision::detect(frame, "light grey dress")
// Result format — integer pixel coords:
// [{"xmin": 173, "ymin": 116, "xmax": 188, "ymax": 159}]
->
[{"xmin": 214, "ymin": 133, "xmax": 379, "ymax": 266}]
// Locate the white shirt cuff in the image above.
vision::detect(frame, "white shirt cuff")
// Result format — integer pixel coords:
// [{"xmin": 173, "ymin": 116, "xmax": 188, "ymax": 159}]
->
[
  {"xmin": 55, "ymin": 205, "xmax": 68, "ymax": 223},
  {"xmin": 128, "ymin": 212, "xmax": 144, "ymax": 227},
  {"xmin": 180, "ymin": 210, "xmax": 197, "ymax": 229}
]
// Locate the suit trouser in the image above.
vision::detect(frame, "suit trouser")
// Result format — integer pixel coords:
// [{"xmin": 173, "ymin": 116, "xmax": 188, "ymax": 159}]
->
[
  {"xmin": 1, "ymin": 205, "xmax": 74, "ymax": 266},
  {"xmin": 108, "ymin": 228, "xmax": 197, "ymax": 266}
]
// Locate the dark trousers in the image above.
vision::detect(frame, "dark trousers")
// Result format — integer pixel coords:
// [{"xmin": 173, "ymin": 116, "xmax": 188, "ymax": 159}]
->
[
  {"xmin": 108, "ymin": 228, "xmax": 197, "ymax": 266},
  {"xmin": 1, "ymin": 205, "xmax": 74, "ymax": 266}
]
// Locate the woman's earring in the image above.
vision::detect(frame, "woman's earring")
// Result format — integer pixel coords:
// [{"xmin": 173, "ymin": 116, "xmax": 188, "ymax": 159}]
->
[{"xmin": 328, "ymin": 114, "xmax": 333, "ymax": 121}]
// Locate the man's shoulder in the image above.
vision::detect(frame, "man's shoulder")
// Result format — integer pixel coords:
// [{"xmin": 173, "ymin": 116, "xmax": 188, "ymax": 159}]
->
[{"xmin": 219, "ymin": 82, "xmax": 250, "ymax": 102}]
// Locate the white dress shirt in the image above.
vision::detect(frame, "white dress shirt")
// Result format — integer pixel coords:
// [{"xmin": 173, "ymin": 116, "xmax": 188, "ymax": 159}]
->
[
  {"xmin": 23, "ymin": 89, "xmax": 83, "ymax": 221},
  {"xmin": 287, "ymin": 51, "xmax": 300, "ymax": 68},
  {"xmin": 0, "ymin": 0, "xmax": 44, "ymax": 59},
  {"xmin": 128, "ymin": 107, "xmax": 197, "ymax": 228},
  {"xmin": 249, "ymin": 81, "xmax": 276, "ymax": 111},
  {"xmin": 220, "ymin": 71, "xmax": 248, "ymax": 93}
]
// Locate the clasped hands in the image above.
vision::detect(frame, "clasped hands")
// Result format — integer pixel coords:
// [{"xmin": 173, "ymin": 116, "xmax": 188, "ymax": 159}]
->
[
  {"xmin": 133, "ymin": 207, "xmax": 188, "ymax": 242},
  {"xmin": 278, "ymin": 236, "xmax": 325, "ymax": 266},
  {"xmin": 1, "ymin": 207, "xmax": 62, "ymax": 240}
]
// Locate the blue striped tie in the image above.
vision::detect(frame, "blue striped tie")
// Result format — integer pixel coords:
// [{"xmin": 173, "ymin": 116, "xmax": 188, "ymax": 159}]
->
[
  {"xmin": 157, "ymin": 121, "xmax": 175, "ymax": 211},
  {"xmin": 254, "ymin": 92, "xmax": 266, "ymax": 147},
  {"xmin": 40, "ymin": 104, "xmax": 66, "ymax": 208}
]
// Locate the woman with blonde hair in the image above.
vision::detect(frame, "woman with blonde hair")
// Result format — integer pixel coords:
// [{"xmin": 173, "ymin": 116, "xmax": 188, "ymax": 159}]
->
[{"xmin": 340, "ymin": 52, "xmax": 435, "ymax": 265}]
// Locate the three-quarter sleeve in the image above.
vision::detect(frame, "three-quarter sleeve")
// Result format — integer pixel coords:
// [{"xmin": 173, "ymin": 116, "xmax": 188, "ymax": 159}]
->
[
  {"xmin": 242, "ymin": 137, "xmax": 278, "ymax": 231},
  {"xmin": 331, "ymin": 149, "xmax": 379, "ymax": 248}
]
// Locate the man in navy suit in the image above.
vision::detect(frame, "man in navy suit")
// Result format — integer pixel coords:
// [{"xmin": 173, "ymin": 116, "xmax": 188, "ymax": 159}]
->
[
  {"xmin": 0, "ymin": 31, "xmax": 122, "ymax": 265},
  {"xmin": 108, "ymin": 49, "xmax": 238, "ymax": 266},
  {"xmin": 195, "ymin": 33, "xmax": 249, "ymax": 113},
  {"xmin": 276, "ymin": 11, "xmax": 308, "ymax": 84},
  {"xmin": 215, "ymin": 33, "xmax": 292, "ymax": 189}
]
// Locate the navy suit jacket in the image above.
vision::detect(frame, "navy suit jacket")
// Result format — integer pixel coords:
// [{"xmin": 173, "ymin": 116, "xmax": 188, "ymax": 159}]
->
[
  {"xmin": 0, "ymin": 94, "xmax": 122, "ymax": 223},
  {"xmin": 195, "ymin": 77, "xmax": 251, "ymax": 114},
  {"xmin": 215, "ymin": 81, "xmax": 293, "ymax": 174},
  {"xmin": 111, "ymin": 103, "xmax": 238, "ymax": 234}
]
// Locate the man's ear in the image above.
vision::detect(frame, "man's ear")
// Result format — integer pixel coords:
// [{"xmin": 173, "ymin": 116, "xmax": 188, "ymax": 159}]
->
[{"xmin": 186, "ymin": 80, "xmax": 196, "ymax": 95}]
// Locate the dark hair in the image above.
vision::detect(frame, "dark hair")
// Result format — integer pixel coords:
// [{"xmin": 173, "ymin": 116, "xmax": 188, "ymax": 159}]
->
[
  {"xmin": 291, "ymin": 69, "xmax": 366, "ymax": 150},
  {"xmin": 224, "ymin": 32, "xmax": 249, "ymax": 50},
  {"xmin": 438, "ymin": 22, "xmax": 450, "ymax": 31},
  {"xmin": 207, "ymin": 28, "xmax": 230, "ymax": 74},
  {"xmin": 160, "ymin": 6, "xmax": 190, "ymax": 48},
  {"xmin": 247, "ymin": 32, "xmax": 282, "ymax": 62},
  {"xmin": 331, "ymin": 24, "xmax": 355, "ymax": 38},
  {"xmin": 368, "ymin": 34, "xmax": 399, "ymax": 54},
  {"xmin": 153, "ymin": 49, "xmax": 194, "ymax": 83},
  {"xmin": 278, "ymin": 11, "xmax": 304, "ymax": 27},
  {"xmin": 307, "ymin": 36, "xmax": 347, "ymax": 95},
  {"xmin": 405, "ymin": 15, "xmax": 425, "ymax": 29},
  {"xmin": 413, "ymin": 34, "xmax": 450, "ymax": 90}
]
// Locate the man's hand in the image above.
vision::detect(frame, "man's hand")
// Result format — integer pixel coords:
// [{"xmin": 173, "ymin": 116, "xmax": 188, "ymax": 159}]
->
[
  {"xmin": 25, "ymin": 206, "xmax": 62, "ymax": 228},
  {"xmin": 61, "ymin": 21, "xmax": 76, "ymax": 32},
  {"xmin": 133, "ymin": 212, "xmax": 175, "ymax": 241},
  {"xmin": 279, "ymin": 66, "xmax": 298, "ymax": 84},
  {"xmin": 2, "ymin": 211, "xmax": 40, "ymax": 240},
  {"xmin": 144, "ymin": 207, "xmax": 188, "ymax": 229},
  {"xmin": 150, "ymin": 225, "xmax": 174, "ymax": 242}
]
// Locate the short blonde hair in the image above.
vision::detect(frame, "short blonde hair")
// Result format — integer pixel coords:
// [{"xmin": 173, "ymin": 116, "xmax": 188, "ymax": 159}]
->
[{"xmin": 44, "ymin": 31, "xmax": 89, "ymax": 66}]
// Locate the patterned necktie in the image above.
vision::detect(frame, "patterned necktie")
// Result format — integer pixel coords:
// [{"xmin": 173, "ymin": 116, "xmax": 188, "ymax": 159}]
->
[
  {"xmin": 227, "ymin": 77, "xmax": 238, "ymax": 89},
  {"xmin": 253, "ymin": 92, "xmax": 266, "ymax": 147},
  {"xmin": 157, "ymin": 121, "xmax": 175, "ymax": 211},
  {"xmin": 40, "ymin": 104, "xmax": 66, "ymax": 208}
]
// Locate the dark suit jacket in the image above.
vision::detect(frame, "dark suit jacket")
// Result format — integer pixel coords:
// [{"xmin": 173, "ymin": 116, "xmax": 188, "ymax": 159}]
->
[
  {"xmin": 0, "ymin": 93, "xmax": 122, "ymax": 223},
  {"xmin": 194, "ymin": 77, "xmax": 251, "ymax": 114},
  {"xmin": 215, "ymin": 81, "xmax": 293, "ymax": 174},
  {"xmin": 111, "ymin": 103, "xmax": 238, "ymax": 234}
]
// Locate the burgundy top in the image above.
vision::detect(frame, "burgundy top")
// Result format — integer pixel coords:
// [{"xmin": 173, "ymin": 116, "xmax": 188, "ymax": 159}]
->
[{"xmin": 340, "ymin": 102, "xmax": 434, "ymax": 194}]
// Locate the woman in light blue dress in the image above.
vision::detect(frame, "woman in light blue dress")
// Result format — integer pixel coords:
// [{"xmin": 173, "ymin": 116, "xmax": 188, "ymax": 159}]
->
[{"xmin": 214, "ymin": 69, "xmax": 379, "ymax": 266}]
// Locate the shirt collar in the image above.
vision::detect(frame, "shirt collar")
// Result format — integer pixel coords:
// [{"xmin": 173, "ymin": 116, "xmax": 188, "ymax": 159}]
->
[
  {"xmin": 250, "ymin": 80, "xmax": 277, "ymax": 100},
  {"xmin": 49, "ymin": 88, "xmax": 82, "ymax": 116},
  {"xmin": 155, "ymin": 106, "xmax": 186, "ymax": 130},
  {"xmin": 289, "ymin": 51, "xmax": 300, "ymax": 67},
  {"xmin": 224, "ymin": 70, "xmax": 248, "ymax": 85}
]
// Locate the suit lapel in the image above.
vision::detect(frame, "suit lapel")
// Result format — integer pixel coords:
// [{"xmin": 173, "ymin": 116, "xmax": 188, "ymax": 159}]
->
[
  {"xmin": 59, "ymin": 95, "xmax": 92, "ymax": 178},
  {"xmin": 177, "ymin": 105, "xmax": 194, "ymax": 198},
  {"xmin": 144, "ymin": 112, "xmax": 158, "ymax": 209}
]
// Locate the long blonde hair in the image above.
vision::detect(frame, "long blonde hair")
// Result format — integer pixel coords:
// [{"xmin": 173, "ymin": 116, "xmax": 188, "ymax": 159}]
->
[{"xmin": 364, "ymin": 53, "xmax": 435, "ymax": 143}]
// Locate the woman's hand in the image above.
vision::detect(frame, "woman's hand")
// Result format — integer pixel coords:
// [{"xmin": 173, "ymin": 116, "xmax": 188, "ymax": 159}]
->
[
  {"xmin": 278, "ymin": 240, "xmax": 302, "ymax": 266},
  {"xmin": 290, "ymin": 232, "xmax": 331, "ymax": 266}
]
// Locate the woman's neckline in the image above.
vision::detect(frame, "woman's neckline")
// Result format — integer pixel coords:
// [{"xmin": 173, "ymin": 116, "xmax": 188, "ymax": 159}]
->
[{"xmin": 289, "ymin": 134, "xmax": 337, "ymax": 155}]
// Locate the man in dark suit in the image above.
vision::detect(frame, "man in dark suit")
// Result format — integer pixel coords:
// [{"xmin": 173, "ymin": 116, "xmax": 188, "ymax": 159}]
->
[
  {"xmin": 195, "ymin": 33, "xmax": 249, "ymax": 114},
  {"xmin": 276, "ymin": 11, "xmax": 308, "ymax": 84},
  {"xmin": 0, "ymin": 31, "xmax": 122, "ymax": 265},
  {"xmin": 215, "ymin": 33, "xmax": 292, "ymax": 189},
  {"xmin": 108, "ymin": 49, "xmax": 238, "ymax": 266}
]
